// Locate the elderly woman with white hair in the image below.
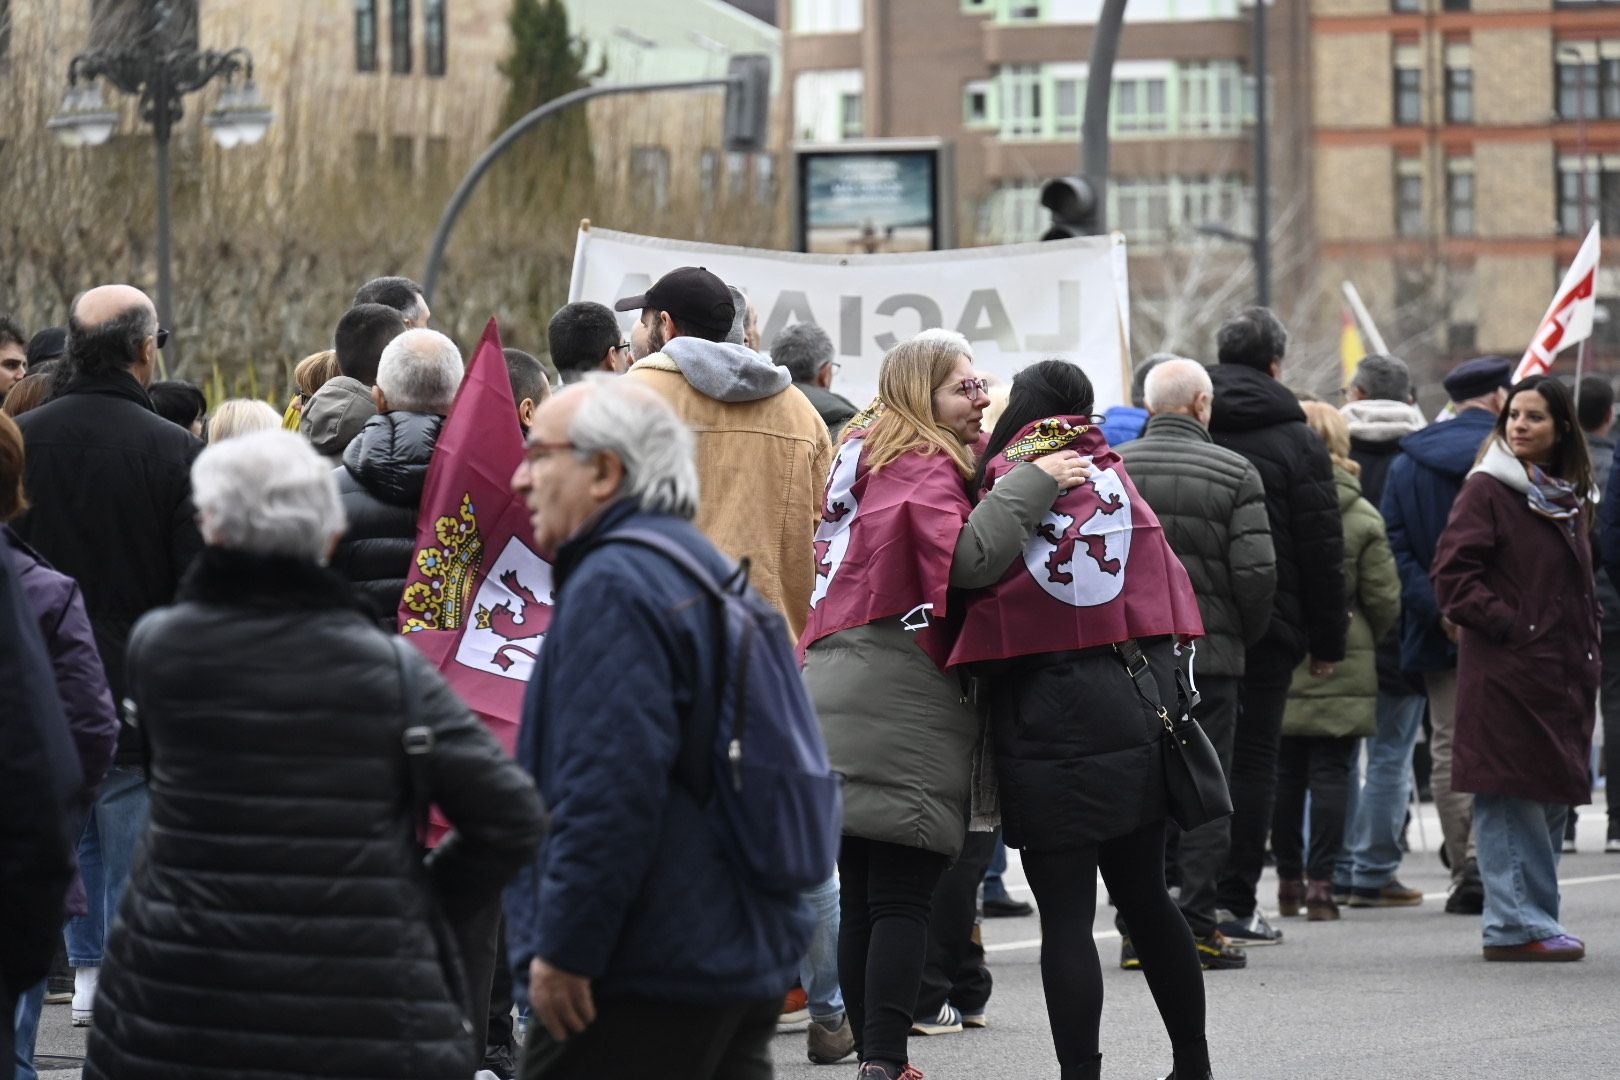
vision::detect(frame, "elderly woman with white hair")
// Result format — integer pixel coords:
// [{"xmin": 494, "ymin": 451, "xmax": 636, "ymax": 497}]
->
[{"xmin": 82, "ymin": 430, "xmax": 546, "ymax": 1080}]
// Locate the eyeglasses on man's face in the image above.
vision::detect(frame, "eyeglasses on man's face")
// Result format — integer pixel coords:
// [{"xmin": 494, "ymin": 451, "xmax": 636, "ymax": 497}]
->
[{"xmin": 154, "ymin": 328, "xmax": 169, "ymax": 350}]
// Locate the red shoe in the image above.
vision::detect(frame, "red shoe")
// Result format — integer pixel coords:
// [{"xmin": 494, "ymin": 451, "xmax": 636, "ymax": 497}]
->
[
  {"xmin": 780, "ymin": 986, "xmax": 809, "ymax": 1025},
  {"xmin": 1482, "ymin": 934, "xmax": 1585, "ymax": 962}
]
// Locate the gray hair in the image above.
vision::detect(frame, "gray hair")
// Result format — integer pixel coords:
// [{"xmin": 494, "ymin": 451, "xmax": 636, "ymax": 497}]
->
[
  {"xmin": 1132, "ymin": 353, "xmax": 1180, "ymax": 407},
  {"xmin": 192, "ymin": 430, "xmax": 346, "ymax": 562},
  {"xmin": 376, "ymin": 328, "xmax": 464, "ymax": 414},
  {"xmin": 1352, "ymin": 353, "xmax": 1411, "ymax": 403},
  {"xmin": 207, "ymin": 399, "xmax": 283, "ymax": 443},
  {"xmin": 1144, "ymin": 358, "xmax": 1213, "ymax": 413},
  {"xmin": 566, "ymin": 375, "xmax": 699, "ymax": 519},
  {"xmin": 772, "ymin": 322, "xmax": 836, "ymax": 384}
]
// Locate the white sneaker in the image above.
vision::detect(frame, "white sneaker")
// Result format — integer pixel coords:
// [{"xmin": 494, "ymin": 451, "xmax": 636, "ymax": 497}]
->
[{"xmin": 72, "ymin": 966, "xmax": 98, "ymax": 1027}]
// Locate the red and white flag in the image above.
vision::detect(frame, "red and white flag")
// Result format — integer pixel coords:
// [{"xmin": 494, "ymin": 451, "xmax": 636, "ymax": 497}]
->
[
  {"xmin": 1516, "ymin": 222, "xmax": 1601, "ymax": 381},
  {"xmin": 398, "ymin": 318, "xmax": 553, "ymax": 840}
]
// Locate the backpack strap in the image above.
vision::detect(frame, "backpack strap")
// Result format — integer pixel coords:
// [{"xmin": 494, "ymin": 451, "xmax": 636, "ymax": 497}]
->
[{"xmin": 388, "ymin": 634, "xmax": 435, "ymax": 853}]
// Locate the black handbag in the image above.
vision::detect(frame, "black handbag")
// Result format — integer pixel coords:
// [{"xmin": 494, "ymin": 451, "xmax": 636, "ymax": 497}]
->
[{"xmin": 1113, "ymin": 639, "xmax": 1234, "ymax": 832}]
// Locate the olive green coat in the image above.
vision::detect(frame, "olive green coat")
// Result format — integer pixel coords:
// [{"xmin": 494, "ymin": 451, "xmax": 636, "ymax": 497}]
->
[
  {"xmin": 1282, "ymin": 465, "xmax": 1401, "ymax": 737},
  {"xmin": 804, "ymin": 463, "xmax": 1056, "ymax": 856}
]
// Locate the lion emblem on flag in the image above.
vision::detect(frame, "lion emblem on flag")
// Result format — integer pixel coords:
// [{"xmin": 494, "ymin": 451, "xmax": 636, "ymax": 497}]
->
[{"xmin": 1023, "ymin": 468, "xmax": 1133, "ymax": 607}]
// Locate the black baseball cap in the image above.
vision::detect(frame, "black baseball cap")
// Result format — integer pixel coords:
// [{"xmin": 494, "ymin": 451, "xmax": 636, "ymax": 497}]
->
[{"xmin": 614, "ymin": 266, "xmax": 736, "ymax": 342}]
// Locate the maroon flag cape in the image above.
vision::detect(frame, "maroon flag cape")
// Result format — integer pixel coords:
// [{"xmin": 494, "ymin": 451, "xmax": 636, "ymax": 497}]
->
[
  {"xmin": 950, "ymin": 416, "xmax": 1203, "ymax": 666},
  {"xmin": 798, "ymin": 428, "xmax": 974, "ymax": 669},
  {"xmin": 398, "ymin": 319, "xmax": 554, "ymax": 841}
]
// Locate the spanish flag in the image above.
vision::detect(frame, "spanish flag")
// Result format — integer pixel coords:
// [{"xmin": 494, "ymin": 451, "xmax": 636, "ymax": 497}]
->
[{"xmin": 1341, "ymin": 308, "xmax": 1366, "ymax": 385}]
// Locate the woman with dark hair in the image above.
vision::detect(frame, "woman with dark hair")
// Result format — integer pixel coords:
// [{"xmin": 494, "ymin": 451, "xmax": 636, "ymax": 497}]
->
[
  {"xmin": 1432, "ymin": 374, "xmax": 1598, "ymax": 962},
  {"xmin": 147, "ymin": 379, "xmax": 207, "ymax": 437},
  {"xmin": 953, "ymin": 359, "xmax": 1212, "ymax": 1080},
  {"xmin": 801, "ymin": 333, "xmax": 1084, "ymax": 1080}
]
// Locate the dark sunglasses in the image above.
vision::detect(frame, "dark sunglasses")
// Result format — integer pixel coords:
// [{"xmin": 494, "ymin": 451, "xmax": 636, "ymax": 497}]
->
[{"xmin": 155, "ymin": 328, "xmax": 169, "ymax": 350}]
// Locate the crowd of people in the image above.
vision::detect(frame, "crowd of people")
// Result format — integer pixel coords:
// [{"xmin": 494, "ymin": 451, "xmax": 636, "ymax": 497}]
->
[{"xmin": 0, "ymin": 267, "xmax": 1612, "ymax": 1080}]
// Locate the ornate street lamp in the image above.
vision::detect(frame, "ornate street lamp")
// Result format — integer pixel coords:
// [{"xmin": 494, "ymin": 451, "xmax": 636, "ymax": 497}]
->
[{"xmin": 48, "ymin": 9, "xmax": 272, "ymax": 369}]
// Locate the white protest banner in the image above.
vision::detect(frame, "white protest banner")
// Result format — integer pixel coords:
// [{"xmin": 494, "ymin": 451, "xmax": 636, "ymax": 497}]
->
[{"xmin": 568, "ymin": 225, "xmax": 1132, "ymax": 409}]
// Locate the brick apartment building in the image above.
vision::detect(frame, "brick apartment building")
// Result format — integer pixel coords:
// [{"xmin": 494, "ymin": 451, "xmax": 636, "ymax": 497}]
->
[{"xmin": 1313, "ymin": 0, "xmax": 1620, "ymax": 385}]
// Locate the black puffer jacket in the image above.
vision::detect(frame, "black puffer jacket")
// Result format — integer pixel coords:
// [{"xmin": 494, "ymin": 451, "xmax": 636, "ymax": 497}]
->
[
  {"xmin": 1209, "ymin": 364, "xmax": 1347, "ymax": 676},
  {"xmin": 12, "ymin": 369, "xmax": 204, "ymax": 764},
  {"xmin": 83, "ymin": 547, "xmax": 546, "ymax": 1080},
  {"xmin": 1117, "ymin": 413, "xmax": 1276, "ymax": 679},
  {"xmin": 331, "ymin": 410, "xmax": 443, "ymax": 628}
]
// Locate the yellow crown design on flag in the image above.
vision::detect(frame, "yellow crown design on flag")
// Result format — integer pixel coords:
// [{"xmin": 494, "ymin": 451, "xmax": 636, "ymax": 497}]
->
[
  {"xmin": 1003, "ymin": 417, "xmax": 1087, "ymax": 461},
  {"xmin": 401, "ymin": 493, "xmax": 484, "ymax": 633}
]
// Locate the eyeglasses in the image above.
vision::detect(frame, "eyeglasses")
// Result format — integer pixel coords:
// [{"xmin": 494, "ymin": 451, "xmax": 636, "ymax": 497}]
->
[
  {"xmin": 155, "ymin": 328, "xmax": 169, "ymax": 350},
  {"xmin": 946, "ymin": 377, "xmax": 990, "ymax": 398},
  {"xmin": 522, "ymin": 440, "xmax": 580, "ymax": 463},
  {"xmin": 614, "ymin": 342, "xmax": 631, "ymax": 352}
]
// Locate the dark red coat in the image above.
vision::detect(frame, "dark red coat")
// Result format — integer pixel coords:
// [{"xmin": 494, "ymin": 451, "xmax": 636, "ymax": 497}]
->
[{"xmin": 1431, "ymin": 467, "xmax": 1599, "ymax": 806}]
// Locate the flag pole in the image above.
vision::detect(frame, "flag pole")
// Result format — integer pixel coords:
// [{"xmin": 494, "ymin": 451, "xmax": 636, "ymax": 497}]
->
[{"xmin": 1341, "ymin": 280, "xmax": 1390, "ymax": 355}]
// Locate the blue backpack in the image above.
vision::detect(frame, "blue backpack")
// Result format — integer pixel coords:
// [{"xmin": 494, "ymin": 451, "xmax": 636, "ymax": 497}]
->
[{"xmin": 600, "ymin": 528, "xmax": 843, "ymax": 895}]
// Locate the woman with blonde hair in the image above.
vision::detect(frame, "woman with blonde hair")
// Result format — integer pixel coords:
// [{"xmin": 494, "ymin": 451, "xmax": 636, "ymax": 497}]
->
[
  {"xmin": 283, "ymin": 349, "xmax": 340, "ymax": 429},
  {"xmin": 800, "ymin": 332, "xmax": 1085, "ymax": 1080},
  {"xmin": 208, "ymin": 399, "xmax": 283, "ymax": 443},
  {"xmin": 1272, "ymin": 401, "xmax": 1400, "ymax": 921}
]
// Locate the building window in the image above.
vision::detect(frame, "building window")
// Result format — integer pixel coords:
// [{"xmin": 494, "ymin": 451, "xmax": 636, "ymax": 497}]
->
[
  {"xmin": 726, "ymin": 151, "xmax": 749, "ymax": 199},
  {"xmin": 1556, "ymin": 42, "xmax": 1620, "ymax": 120},
  {"xmin": 1445, "ymin": 44, "xmax": 1473, "ymax": 123},
  {"xmin": 355, "ymin": 0, "xmax": 378, "ymax": 72},
  {"xmin": 390, "ymin": 0, "xmax": 412, "ymax": 74},
  {"xmin": 794, "ymin": 69, "xmax": 863, "ymax": 142},
  {"xmin": 964, "ymin": 80, "xmax": 995, "ymax": 127},
  {"xmin": 1115, "ymin": 76, "xmax": 1169, "ymax": 134},
  {"xmin": 1395, "ymin": 159, "xmax": 1425, "ymax": 236},
  {"xmin": 1447, "ymin": 158, "xmax": 1475, "ymax": 235},
  {"xmin": 1053, "ymin": 76, "xmax": 1081, "ymax": 135},
  {"xmin": 1008, "ymin": 1, "xmax": 1043, "ymax": 18},
  {"xmin": 792, "ymin": 0, "xmax": 862, "ymax": 33},
  {"xmin": 1394, "ymin": 44, "xmax": 1422, "ymax": 126},
  {"xmin": 630, "ymin": 146, "xmax": 670, "ymax": 210},
  {"xmin": 354, "ymin": 133, "xmax": 379, "ymax": 172},
  {"xmin": 391, "ymin": 134, "xmax": 414, "ymax": 173},
  {"xmin": 1555, "ymin": 153, "xmax": 1620, "ymax": 235},
  {"xmin": 756, "ymin": 153, "xmax": 777, "ymax": 204},
  {"xmin": 1442, "ymin": 0, "xmax": 1469, "ymax": 9},
  {"xmin": 839, "ymin": 92, "xmax": 864, "ymax": 138},
  {"xmin": 424, "ymin": 0, "xmax": 446, "ymax": 77},
  {"xmin": 425, "ymin": 136, "xmax": 449, "ymax": 187},
  {"xmin": 999, "ymin": 64, "xmax": 1044, "ymax": 138},
  {"xmin": 1179, "ymin": 60, "xmax": 1245, "ymax": 135},
  {"xmin": 700, "ymin": 149, "xmax": 719, "ymax": 206},
  {"xmin": 1392, "ymin": 0, "xmax": 1421, "ymax": 10}
]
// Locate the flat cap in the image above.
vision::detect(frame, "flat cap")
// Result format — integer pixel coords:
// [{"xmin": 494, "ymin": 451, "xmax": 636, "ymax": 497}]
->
[{"xmin": 1442, "ymin": 355, "xmax": 1512, "ymax": 403}]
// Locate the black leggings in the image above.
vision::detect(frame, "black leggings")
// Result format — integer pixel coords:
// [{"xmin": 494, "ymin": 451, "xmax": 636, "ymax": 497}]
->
[
  {"xmin": 1022, "ymin": 821, "xmax": 1209, "ymax": 1079},
  {"xmin": 837, "ymin": 835, "xmax": 948, "ymax": 1068}
]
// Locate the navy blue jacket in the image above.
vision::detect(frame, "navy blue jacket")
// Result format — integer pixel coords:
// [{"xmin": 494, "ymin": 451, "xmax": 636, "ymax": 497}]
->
[
  {"xmin": 1380, "ymin": 406, "xmax": 1496, "ymax": 672},
  {"xmin": 504, "ymin": 499, "xmax": 810, "ymax": 1006}
]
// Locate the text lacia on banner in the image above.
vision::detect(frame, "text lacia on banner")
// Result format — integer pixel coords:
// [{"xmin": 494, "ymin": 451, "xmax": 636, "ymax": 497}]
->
[{"xmin": 568, "ymin": 225, "xmax": 1133, "ymax": 409}]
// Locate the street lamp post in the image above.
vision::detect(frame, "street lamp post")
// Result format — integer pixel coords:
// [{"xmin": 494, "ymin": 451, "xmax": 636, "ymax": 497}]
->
[{"xmin": 48, "ymin": 12, "xmax": 271, "ymax": 371}]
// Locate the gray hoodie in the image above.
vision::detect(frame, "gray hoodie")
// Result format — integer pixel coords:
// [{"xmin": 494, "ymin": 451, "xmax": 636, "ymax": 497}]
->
[
  {"xmin": 300, "ymin": 375, "xmax": 378, "ymax": 459},
  {"xmin": 660, "ymin": 336, "xmax": 791, "ymax": 404}
]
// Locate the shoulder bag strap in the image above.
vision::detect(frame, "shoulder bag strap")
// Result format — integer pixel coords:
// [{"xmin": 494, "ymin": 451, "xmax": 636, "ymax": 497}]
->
[{"xmin": 389, "ymin": 635, "xmax": 434, "ymax": 853}]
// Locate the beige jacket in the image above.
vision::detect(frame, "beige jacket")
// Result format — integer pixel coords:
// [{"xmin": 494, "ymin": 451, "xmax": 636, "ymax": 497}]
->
[{"xmin": 627, "ymin": 346, "xmax": 832, "ymax": 639}]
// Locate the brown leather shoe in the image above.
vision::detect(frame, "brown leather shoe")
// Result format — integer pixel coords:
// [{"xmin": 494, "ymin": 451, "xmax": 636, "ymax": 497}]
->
[
  {"xmin": 1305, "ymin": 880, "xmax": 1340, "ymax": 921},
  {"xmin": 1277, "ymin": 877, "xmax": 1306, "ymax": 917},
  {"xmin": 1347, "ymin": 879, "xmax": 1424, "ymax": 907}
]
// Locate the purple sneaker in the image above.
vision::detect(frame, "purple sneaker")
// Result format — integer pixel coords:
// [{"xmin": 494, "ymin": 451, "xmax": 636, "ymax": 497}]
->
[{"xmin": 1483, "ymin": 934, "xmax": 1585, "ymax": 962}]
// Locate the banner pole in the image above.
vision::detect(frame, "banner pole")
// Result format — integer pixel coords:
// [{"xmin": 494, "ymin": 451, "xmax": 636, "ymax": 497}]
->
[{"xmin": 568, "ymin": 219, "xmax": 592, "ymax": 303}]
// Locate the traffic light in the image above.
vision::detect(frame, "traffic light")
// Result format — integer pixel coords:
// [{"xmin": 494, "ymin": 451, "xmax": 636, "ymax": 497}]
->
[
  {"xmin": 1040, "ymin": 176, "xmax": 1100, "ymax": 240},
  {"xmin": 724, "ymin": 54, "xmax": 771, "ymax": 153}
]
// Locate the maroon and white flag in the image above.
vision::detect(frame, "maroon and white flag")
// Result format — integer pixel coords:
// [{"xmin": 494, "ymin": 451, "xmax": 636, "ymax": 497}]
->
[
  {"xmin": 950, "ymin": 417, "xmax": 1203, "ymax": 666},
  {"xmin": 800, "ymin": 427, "xmax": 975, "ymax": 669},
  {"xmin": 398, "ymin": 319, "xmax": 553, "ymax": 840}
]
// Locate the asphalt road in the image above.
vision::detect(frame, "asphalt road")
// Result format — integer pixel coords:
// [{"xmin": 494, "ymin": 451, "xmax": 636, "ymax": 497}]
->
[{"xmin": 32, "ymin": 797, "xmax": 1618, "ymax": 1080}]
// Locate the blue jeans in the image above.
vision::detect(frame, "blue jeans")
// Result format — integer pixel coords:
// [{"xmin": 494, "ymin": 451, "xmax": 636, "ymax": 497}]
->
[
  {"xmin": 983, "ymin": 831, "xmax": 1010, "ymax": 903},
  {"xmin": 1347, "ymin": 693, "xmax": 1426, "ymax": 890},
  {"xmin": 799, "ymin": 875, "xmax": 843, "ymax": 1024},
  {"xmin": 65, "ymin": 765, "xmax": 149, "ymax": 968},
  {"xmin": 1474, "ymin": 794, "xmax": 1567, "ymax": 947},
  {"xmin": 12, "ymin": 979, "xmax": 44, "ymax": 1080}
]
